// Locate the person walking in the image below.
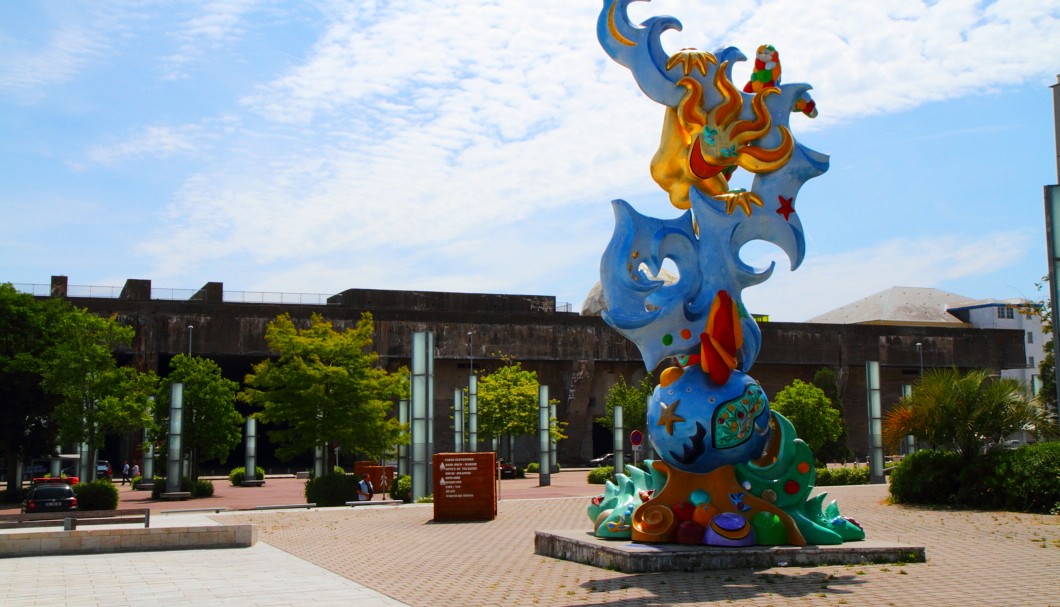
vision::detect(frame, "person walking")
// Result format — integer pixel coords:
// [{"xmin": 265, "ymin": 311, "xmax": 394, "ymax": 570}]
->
[
  {"xmin": 357, "ymin": 475, "xmax": 372, "ymax": 501},
  {"xmin": 121, "ymin": 461, "xmax": 130, "ymax": 485}
]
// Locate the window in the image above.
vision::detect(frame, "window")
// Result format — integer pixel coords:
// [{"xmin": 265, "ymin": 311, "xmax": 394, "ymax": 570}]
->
[
  {"xmin": 1027, "ymin": 332, "xmax": 1034, "ymax": 344},
  {"xmin": 1028, "ymin": 356, "xmax": 1035, "ymax": 368},
  {"xmin": 997, "ymin": 306, "xmax": 1014, "ymax": 319}
]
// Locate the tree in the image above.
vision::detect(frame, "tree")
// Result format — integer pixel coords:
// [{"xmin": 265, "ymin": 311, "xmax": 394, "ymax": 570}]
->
[
  {"xmin": 1032, "ymin": 276, "xmax": 1056, "ymax": 420},
  {"xmin": 155, "ymin": 354, "xmax": 240, "ymax": 481},
  {"xmin": 41, "ymin": 305, "xmax": 153, "ymax": 480},
  {"xmin": 811, "ymin": 368, "xmax": 852, "ymax": 462},
  {"xmin": 770, "ymin": 379, "xmax": 843, "ymax": 457},
  {"xmin": 0, "ymin": 284, "xmax": 59, "ymax": 495},
  {"xmin": 476, "ymin": 359, "xmax": 563, "ymax": 459},
  {"xmin": 596, "ymin": 374, "xmax": 653, "ymax": 434},
  {"xmin": 240, "ymin": 312, "xmax": 408, "ymax": 468},
  {"xmin": 883, "ymin": 367, "xmax": 1058, "ymax": 464}
]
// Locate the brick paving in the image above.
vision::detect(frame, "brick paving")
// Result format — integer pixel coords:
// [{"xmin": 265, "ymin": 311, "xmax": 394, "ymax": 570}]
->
[
  {"xmin": 216, "ymin": 481, "xmax": 1058, "ymax": 607},
  {"xmin": 1, "ymin": 473, "xmax": 1057, "ymax": 606}
]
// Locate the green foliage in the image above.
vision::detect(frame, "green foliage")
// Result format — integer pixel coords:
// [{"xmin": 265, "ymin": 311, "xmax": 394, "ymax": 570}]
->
[
  {"xmin": 814, "ymin": 466, "xmax": 869, "ymax": 486},
  {"xmin": 189, "ymin": 478, "xmax": 214, "ymax": 498},
  {"xmin": 995, "ymin": 441, "xmax": 1060, "ymax": 513},
  {"xmin": 150, "ymin": 477, "xmax": 167, "ymax": 499},
  {"xmin": 889, "ymin": 444, "xmax": 1060, "ymax": 514},
  {"xmin": 389, "ymin": 474, "xmax": 412, "ymax": 503},
  {"xmin": 0, "ymin": 284, "xmax": 62, "ymax": 494},
  {"xmin": 597, "ymin": 375, "xmax": 654, "ymax": 436},
  {"xmin": 304, "ymin": 472, "xmax": 359, "ymax": 506},
  {"xmin": 587, "ymin": 466, "xmax": 615, "ymax": 485},
  {"xmin": 228, "ymin": 466, "xmax": 266, "ymax": 486},
  {"xmin": 888, "ymin": 450, "xmax": 963, "ymax": 505},
  {"xmin": 883, "ymin": 368, "xmax": 1057, "ymax": 463},
  {"xmin": 771, "ymin": 379, "xmax": 842, "ymax": 455},
  {"xmin": 156, "ymin": 354, "xmax": 241, "ymax": 480},
  {"xmin": 38, "ymin": 303, "xmax": 158, "ymax": 481},
  {"xmin": 811, "ymin": 368, "xmax": 852, "ymax": 462},
  {"xmin": 416, "ymin": 495, "xmax": 434, "ymax": 503},
  {"xmin": 477, "ymin": 360, "xmax": 565, "ymax": 443},
  {"xmin": 73, "ymin": 479, "xmax": 120, "ymax": 510},
  {"xmin": 241, "ymin": 312, "xmax": 409, "ymax": 468},
  {"xmin": 525, "ymin": 462, "xmax": 539, "ymax": 473}
]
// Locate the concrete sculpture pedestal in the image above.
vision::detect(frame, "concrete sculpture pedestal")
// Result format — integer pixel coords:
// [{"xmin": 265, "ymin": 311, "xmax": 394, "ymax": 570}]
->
[{"xmin": 535, "ymin": 530, "xmax": 925, "ymax": 573}]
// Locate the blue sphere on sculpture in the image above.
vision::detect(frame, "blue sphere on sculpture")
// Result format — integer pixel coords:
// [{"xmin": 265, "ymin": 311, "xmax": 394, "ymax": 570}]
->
[{"xmin": 647, "ymin": 366, "xmax": 772, "ymax": 474}]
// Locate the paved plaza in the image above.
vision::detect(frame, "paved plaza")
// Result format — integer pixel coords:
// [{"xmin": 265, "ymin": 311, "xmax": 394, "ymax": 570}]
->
[{"xmin": 0, "ymin": 476, "xmax": 1057, "ymax": 606}]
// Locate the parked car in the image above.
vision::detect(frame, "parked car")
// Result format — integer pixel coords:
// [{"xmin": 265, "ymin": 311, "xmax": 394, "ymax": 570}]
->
[
  {"xmin": 497, "ymin": 459, "xmax": 518, "ymax": 479},
  {"xmin": 97, "ymin": 460, "xmax": 112, "ymax": 479},
  {"xmin": 21, "ymin": 483, "xmax": 78, "ymax": 513},
  {"xmin": 585, "ymin": 453, "xmax": 631, "ymax": 467}
]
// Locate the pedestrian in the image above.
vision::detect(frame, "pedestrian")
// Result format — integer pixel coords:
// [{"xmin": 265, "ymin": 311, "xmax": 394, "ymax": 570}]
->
[
  {"xmin": 357, "ymin": 474, "xmax": 372, "ymax": 501},
  {"xmin": 379, "ymin": 472, "xmax": 389, "ymax": 500},
  {"xmin": 121, "ymin": 461, "xmax": 130, "ymax": 485},
  {"xmin": 131, "ymin": 463, "xmax": 140, "ymax": 478}
]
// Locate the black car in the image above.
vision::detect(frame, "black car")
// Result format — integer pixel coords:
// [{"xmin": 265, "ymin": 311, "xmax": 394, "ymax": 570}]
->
[
  {"xmin": 22, "ymin": 483, "xmax": 78, "ymax": 513},
  {"xmin": 498, "ymin": 459, "xmax": 518, "ymax": 479}
]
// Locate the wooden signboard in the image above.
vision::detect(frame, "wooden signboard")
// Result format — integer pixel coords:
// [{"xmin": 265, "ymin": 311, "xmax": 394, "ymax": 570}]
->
[{"xmin": 432, "ymin": 452, "xmax": 497, "ymax": 521}]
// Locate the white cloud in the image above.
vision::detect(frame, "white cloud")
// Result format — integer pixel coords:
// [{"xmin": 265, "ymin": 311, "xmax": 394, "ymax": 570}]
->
[
  {"xmin": 741, "ymin": 230, "xmax": 1034, "ymax": 322},
  {"xmin": 87, "ymin": 125, "xmax": 203, "ymax": 165},
  {"xmin": 0, "ymin": 24, "xmax": 109, "ymax": 97},
  {"xmin": 65, "ymin": 0, "xmax": 1056, "ymax": 308},
  {"xmin": 160, "ymin": 0, "xmax": 260, "ymax": 80}
]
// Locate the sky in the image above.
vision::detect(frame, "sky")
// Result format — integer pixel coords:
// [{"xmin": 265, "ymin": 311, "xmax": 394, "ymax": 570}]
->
[{"xmin": 1, "ymin": 0, "xmax": 1058, "ymax": 322}]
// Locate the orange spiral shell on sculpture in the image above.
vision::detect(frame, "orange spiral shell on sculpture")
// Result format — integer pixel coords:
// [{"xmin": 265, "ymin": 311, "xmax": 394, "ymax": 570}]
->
[{"xmin": 631, "ymin": 502, "xmax": 674, "ymax": 533}]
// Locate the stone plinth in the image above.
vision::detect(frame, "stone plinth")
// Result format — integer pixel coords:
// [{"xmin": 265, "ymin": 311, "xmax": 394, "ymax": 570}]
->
[{"xmin": 535, "ymin": 530, "xmax": 925, "ymax": 573}]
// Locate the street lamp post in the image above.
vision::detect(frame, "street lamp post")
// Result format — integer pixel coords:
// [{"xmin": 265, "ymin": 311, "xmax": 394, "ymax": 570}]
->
[
  {"xmin": 916, "ymin": 342, "xmax": 923, "ymax": 377},
  {"xmin": 188, "ymin": 325, "xmax": 194, "ymax": 356}
]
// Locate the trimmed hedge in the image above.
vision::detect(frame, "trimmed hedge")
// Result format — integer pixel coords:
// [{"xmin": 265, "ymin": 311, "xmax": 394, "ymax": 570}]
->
[
  {"xmin": 587, "ymin": 466, "xmax": 615, "ymax": 485},
  {"xmin": 889, "ymin": 443, "xmax": 1060, "ymax": 514},
  {"xmin": 73, "ymin": 479, "xmax": 119, "ymax": 510},
  {"xmin": 814, "ymin": 465, "xmax": 870, "ymax": 486},
  {"xmin": 304, "ymin": 472, "xmax": 358, "ymax": 506},
  {"xmin": 228, "ymin": 466, "xmax": 266, "ymax": 486}
]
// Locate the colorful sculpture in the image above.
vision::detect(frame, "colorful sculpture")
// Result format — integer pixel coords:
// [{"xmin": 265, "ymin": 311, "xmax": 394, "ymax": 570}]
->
[{"xmin": 589, "ymin": 0, "xmax": 863, "ymax": 547}]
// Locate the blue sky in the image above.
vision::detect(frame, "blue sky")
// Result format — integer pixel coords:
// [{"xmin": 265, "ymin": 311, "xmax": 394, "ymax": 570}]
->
[{"xmin": 1, "ymin": 0, "xmax": 1058, "ymax": 321}]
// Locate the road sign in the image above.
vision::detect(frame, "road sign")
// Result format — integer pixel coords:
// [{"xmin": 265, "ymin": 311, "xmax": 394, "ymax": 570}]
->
[{"xmin": 630, "ymin": 429, "xmax": 643, "ymax": 446}]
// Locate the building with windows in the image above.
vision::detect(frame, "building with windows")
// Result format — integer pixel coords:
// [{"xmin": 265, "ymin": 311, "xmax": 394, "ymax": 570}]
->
[
  {"xmin": 809, "ymin": 286, "xmax": 1045, "ymax": 397},
  {"xmin": 20, "ymin": 277, "xmax": 1028, "ymax": 468}
]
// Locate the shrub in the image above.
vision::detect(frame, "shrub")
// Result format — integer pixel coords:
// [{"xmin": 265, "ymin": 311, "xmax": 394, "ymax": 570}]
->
[
  {"xmin": 228, "ymin": 466, "xmax": 266, "ymax": 486},
  {"xmin": 996, "ymin": 441, "xmax": 1060, "ymax": 514},
  {"xmin": 815, "ymin": 465, "xmax": 870, "ymax": 486},
  {"xmin": 389, "ymin": 475, "xmax": 412, "ymax": 503},
  {"xmin": 888, "ymin": 449, "xmax": 962, "ymax": 505},
  {"xmin": 525, "ymin": 462, "xmax": 539, "ymax": 473},
  {"xmin": 189, "ymin": 478, "xmax": 214, "ymax": 498},
  {"xmin": 150, "ymin": 476, "xmax": 166, "ymax": 499},
  {"xmin": 333, "ymin": 465, "xmax": 345, "ymax": 474},
  {"xmin": 304, "ymin": 472, "xmax": 358, "ymax": 506},
  {"xmin": 587, "ymin": 466, "xmax": 615, "ymax": 485},
  {"xmin": 73, "ymin": 479, "xmax": 119, "ymax": 510},
  {"xmin": 416, "ymin": 494, "xmax": 434, "ymax": 503}
]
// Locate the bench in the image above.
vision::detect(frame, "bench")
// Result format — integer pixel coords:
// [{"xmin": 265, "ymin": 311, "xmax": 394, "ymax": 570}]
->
[
  {"xmin": 252, "ymin": 503, "xmax": 315, "ymax": 510},
  {"xmin": 0, "ymin": 508, "xmax": 150, "ymax": 530},
  {"xmin": 159, "ymin": 507, "xmax": 229, "ymax": 515},
  {"xmin": 345, "ymin": 500, "xmax": 402, "ymax": 507}
]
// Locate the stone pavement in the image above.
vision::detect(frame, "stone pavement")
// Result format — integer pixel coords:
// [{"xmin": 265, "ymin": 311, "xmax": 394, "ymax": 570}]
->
[{"xmin": 1, "ymin": 475, "xmax": 1057, "ymax": 606}]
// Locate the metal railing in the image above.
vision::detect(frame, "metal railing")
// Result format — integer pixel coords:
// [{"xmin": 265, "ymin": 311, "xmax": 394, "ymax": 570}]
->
[{"xmin": 12, "ymin": 283, "xmax": 569, "ymax": 312}]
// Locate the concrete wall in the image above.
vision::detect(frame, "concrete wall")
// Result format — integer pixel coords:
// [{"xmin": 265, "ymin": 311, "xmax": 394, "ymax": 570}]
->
[{"xmin": 53, "ymin": 278, "xmax": 1027, "ymax": 466}]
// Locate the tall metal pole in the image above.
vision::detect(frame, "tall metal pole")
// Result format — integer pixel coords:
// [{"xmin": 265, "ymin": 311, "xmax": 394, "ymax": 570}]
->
[
  {"xmin": 187, "ymin": 325, "xmax": 193, "ymax": 355},
  {"xmin": 1049, "ymin": 75, "xmax": 1060, "ymax": 418},
  {"xmin": 916, "ymin": 342, "xmax": 923, "ymax": 377}
]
